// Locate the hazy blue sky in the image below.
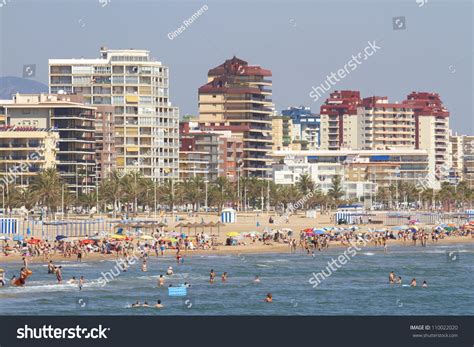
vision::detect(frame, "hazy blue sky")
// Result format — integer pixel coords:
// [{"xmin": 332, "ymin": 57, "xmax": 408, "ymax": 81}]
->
[{"xmin": 0, "ymin": 0, "xmax": 472, "ymax": 134}]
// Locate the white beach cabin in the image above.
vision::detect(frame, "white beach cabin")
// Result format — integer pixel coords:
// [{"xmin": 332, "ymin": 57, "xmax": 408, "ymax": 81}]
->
[{"xmin": 221, "ymin": 208, "xmax": 237, "ymax": 224}]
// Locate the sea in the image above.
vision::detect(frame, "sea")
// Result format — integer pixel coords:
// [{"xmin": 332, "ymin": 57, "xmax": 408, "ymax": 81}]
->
[{"xmin": 0, "ymin": 243, "xmax": 472, "ymax": 315}]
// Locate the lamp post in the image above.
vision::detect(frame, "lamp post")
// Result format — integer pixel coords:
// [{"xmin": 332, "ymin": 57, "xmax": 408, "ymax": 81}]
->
[{"xmin": 205, "ymin": 180, "xmax": 208, "ymax": 212}]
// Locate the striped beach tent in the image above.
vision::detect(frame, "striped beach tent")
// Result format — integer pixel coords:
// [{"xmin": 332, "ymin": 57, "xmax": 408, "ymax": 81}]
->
[
  {"xmin": 336, "ymin": 211, "xmax": 356, "ymax": 224},
  {"xmin": 0, "ymin": 218, "xmax": 17, "ymax": 234},
  {"xmin": 466, "ymin": 210, "xmax": 474, "ymax": 221},
  {"xmin": 221, "ymin": 208, "xmax": 236, "ymax": 223}
]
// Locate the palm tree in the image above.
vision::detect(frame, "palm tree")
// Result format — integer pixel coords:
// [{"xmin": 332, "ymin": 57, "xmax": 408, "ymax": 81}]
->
[
  {"xmin": 29, "ymin": 168, "xmax": 63, "ymax": 213},
  {"xmin": 99, "ymin": 170, "xmax": 124, "ymax": 215},
  {"xmin": 296, "ymin": 173, "xmax": 315, "ymax": 196},
  {"xmin": 327, "ymin": 176, "xmax": 344, "ymax": 209},
  {"xmin": 209, "ymin": 176, "xmax": 234, "ymax": 213},
  {"xmin": 183, "ymin": 176, "xmax": 205, "ymax": 211}
]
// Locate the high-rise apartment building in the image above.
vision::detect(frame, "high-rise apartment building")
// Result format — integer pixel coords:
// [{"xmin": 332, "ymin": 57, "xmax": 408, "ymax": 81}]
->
[
  {"xmin": 271, "ymin": 116, "xmax": 293, "ymax": 150},
  {"xmin": 198, "ymin": 57, "xmax": 273, "ymax": 179},
  {"xmin": 450, "ymin": 133, "xmax": 464, "ymax": 182},
  {"xmin": 49, "ymin": 47, "xmax": 179, "ymax": 182},
  {"xmin": 319, "ymin": 90, "xmax": 452, "ymax": 188},
  {"xmin": 320, "ymin": 91, "xmax": 362, "ymax": 150},
  {"xmin": 0, "ymin": 93, "xmax": 95, "ymax": 192},
  {"xmin": 281, "ymin": 106, "xmax": 321, "ymax": 149},
  {"xmin": 403, "ymin": 92, "xmax": 451, "ymax": 180},
  {"xmin": 463, "ymin": 135, "xmax": 474, "ymax": 188}
]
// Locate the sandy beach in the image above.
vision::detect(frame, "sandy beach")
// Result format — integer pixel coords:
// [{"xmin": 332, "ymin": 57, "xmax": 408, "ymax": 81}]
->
[{"xmin": 1, "ymin": 211, "xmax": 472, "ymax": 263}]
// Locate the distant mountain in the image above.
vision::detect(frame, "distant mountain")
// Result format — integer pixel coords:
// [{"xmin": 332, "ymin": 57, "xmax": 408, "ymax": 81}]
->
[{"xmin": 0, "ymin": 76, "xmax": 48, "ymax": 99}]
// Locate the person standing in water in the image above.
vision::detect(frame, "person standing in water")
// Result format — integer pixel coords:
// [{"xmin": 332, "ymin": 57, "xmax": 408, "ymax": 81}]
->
[
  {"xmin": 422, "ymin": 280, "xmax": 427, "ymax": 288},
  {"xmin": 264, "ymin": 293, "xmax": 273, "ymax": 303},
  {"xmin": 47, "ymin": 260, "xmax": 55, "ymax": 274},
  {"xmin": 389, "ymin": 271, "xmax": 395, "ymax": 284},
  {"xmin": 79, "ymin": 276, "xmax": 85, "ymax": 290},
  {"xmin": 0, "ymin": 269, "xmax": 5, "ymax": 286},
  {"xmin": 410, "ymin": 278, "xmax": 417, "ymax": 287},
  {"xmin": 158, "ymin": 275, "xmax": 165, "ymax": 287},
  {"xmin": 221, "ymin": 272, "xmax": 228, "ymax": 282},
  {"xmin": 142, "ymin": 260, "xmax": 148, "ymax": 272},
  {"xmin": 55, "ymin": 266, "xmax": 63, "ymax": 283},
  {"xmin": 209, "ymin": 269, "xmax": 216, "ymax": 284}
]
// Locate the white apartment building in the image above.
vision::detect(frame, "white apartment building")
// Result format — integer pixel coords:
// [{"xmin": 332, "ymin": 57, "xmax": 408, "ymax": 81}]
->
[
  {"xmin": 49, "ymin": 47, "xmax": 179, "ymax": 182},
  {"xmin": 319, "ymin": 91, "xmax": 451, "ymax": 188}
]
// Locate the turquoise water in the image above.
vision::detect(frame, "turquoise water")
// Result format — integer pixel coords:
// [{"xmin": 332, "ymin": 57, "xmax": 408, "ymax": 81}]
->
[{"xmin": 0, "ymin": 243, "xmax": 472, "ymax": 315}]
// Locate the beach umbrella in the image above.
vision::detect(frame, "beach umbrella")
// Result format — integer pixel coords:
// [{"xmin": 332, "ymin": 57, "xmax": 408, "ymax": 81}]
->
[
  {"xmin": 169, "ymin": 232, "xmax": 180, "ymax": 237},
  {"xmin": 110, "ymin": 234, "xmax": 126, "ymax": 240},
  {"xmin": 27, "ymin": 238, "xmax": 41, "ymax": 244},
  {"xmin": 391, "ymin": 226, "xmax": 405, "ymax": 231},
  {"xmin": 303, "ymin": 228, "xmax": 314, "ymax": 234},
  {"xmin": 313, "ymin": 229, "xmax": 325, "ymax": 235},
  {"xmin": 139, "ymin": 235, "xmax": 154, "ymax": 240},
  {"xmin": 0, "ymin": 235, "xmax": 10, "ymax": 241},
  {"xmin": 56, "ymin": 235, "xmax": 66, "ymax": 241},
  {"xmin": 13, "ymin": 235, "xmax": 23, "ymax": 241},
  {"xmin": 89, "ymin": 235, "xmax": 102, "ymax": 241},
  {"xmin": 226, "ymin": 232, "xmax": 239, "ymax": 237},
  {"xmin": 80, "ymin": 239, "xmax": 95, "ymax": 245}
]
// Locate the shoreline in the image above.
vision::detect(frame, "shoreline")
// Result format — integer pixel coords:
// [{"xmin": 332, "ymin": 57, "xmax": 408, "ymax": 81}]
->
[{"xmin": 1, "ymin": 236, "xmax": 472, "ymax": 264}]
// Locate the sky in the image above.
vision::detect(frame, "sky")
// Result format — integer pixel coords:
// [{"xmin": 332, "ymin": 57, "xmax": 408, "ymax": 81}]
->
[{"xmin": 0, "ymin": 0, "xmax": 472, "ymax": 134}]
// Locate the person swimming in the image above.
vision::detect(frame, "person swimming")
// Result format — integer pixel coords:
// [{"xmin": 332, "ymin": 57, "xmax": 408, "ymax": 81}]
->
[
  {"xmin": 265, "ymin": 293, "xmax": 273, "ymax": 303},
  {"xmin": 410, "ymin": 278, "xmax": 417, "ymax": 287},
  {"xmin": 183, "ymin": 282, "xmax": 191, "ymax": 288},
  {"xmin": 254, "ymin": 275, "xmax": 261, "ymax": 283},
  {"xmin": 142, "ymin": 301, "xmax": 150, "ymax": 307},
  {"xmin": 67, "ymin": 276, "xmax": 77, "ymax": 284},
  {"xmin": 422, "ymin": 281, "xmax": 427, "ymax": 288},
  {"xmin": 131, "ymin": 301, "xmax": 140, "ymax": 308},
  {"xmin": 154, "ymin": 300, "xmax": 163, "ymax": 308},
  {"xmin": 166, "ymin": 266, "xmax": 173, "ymax": 275}
]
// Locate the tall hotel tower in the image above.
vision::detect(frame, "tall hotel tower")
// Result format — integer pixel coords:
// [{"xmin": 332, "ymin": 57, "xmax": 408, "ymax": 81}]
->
[
  {"xmin": 198, "ymin": 57, "xmax": 273, "ymax": 179},
  {"xmin": 49, "ymin": 48, "xmax": 179, "ymax": 182}
]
